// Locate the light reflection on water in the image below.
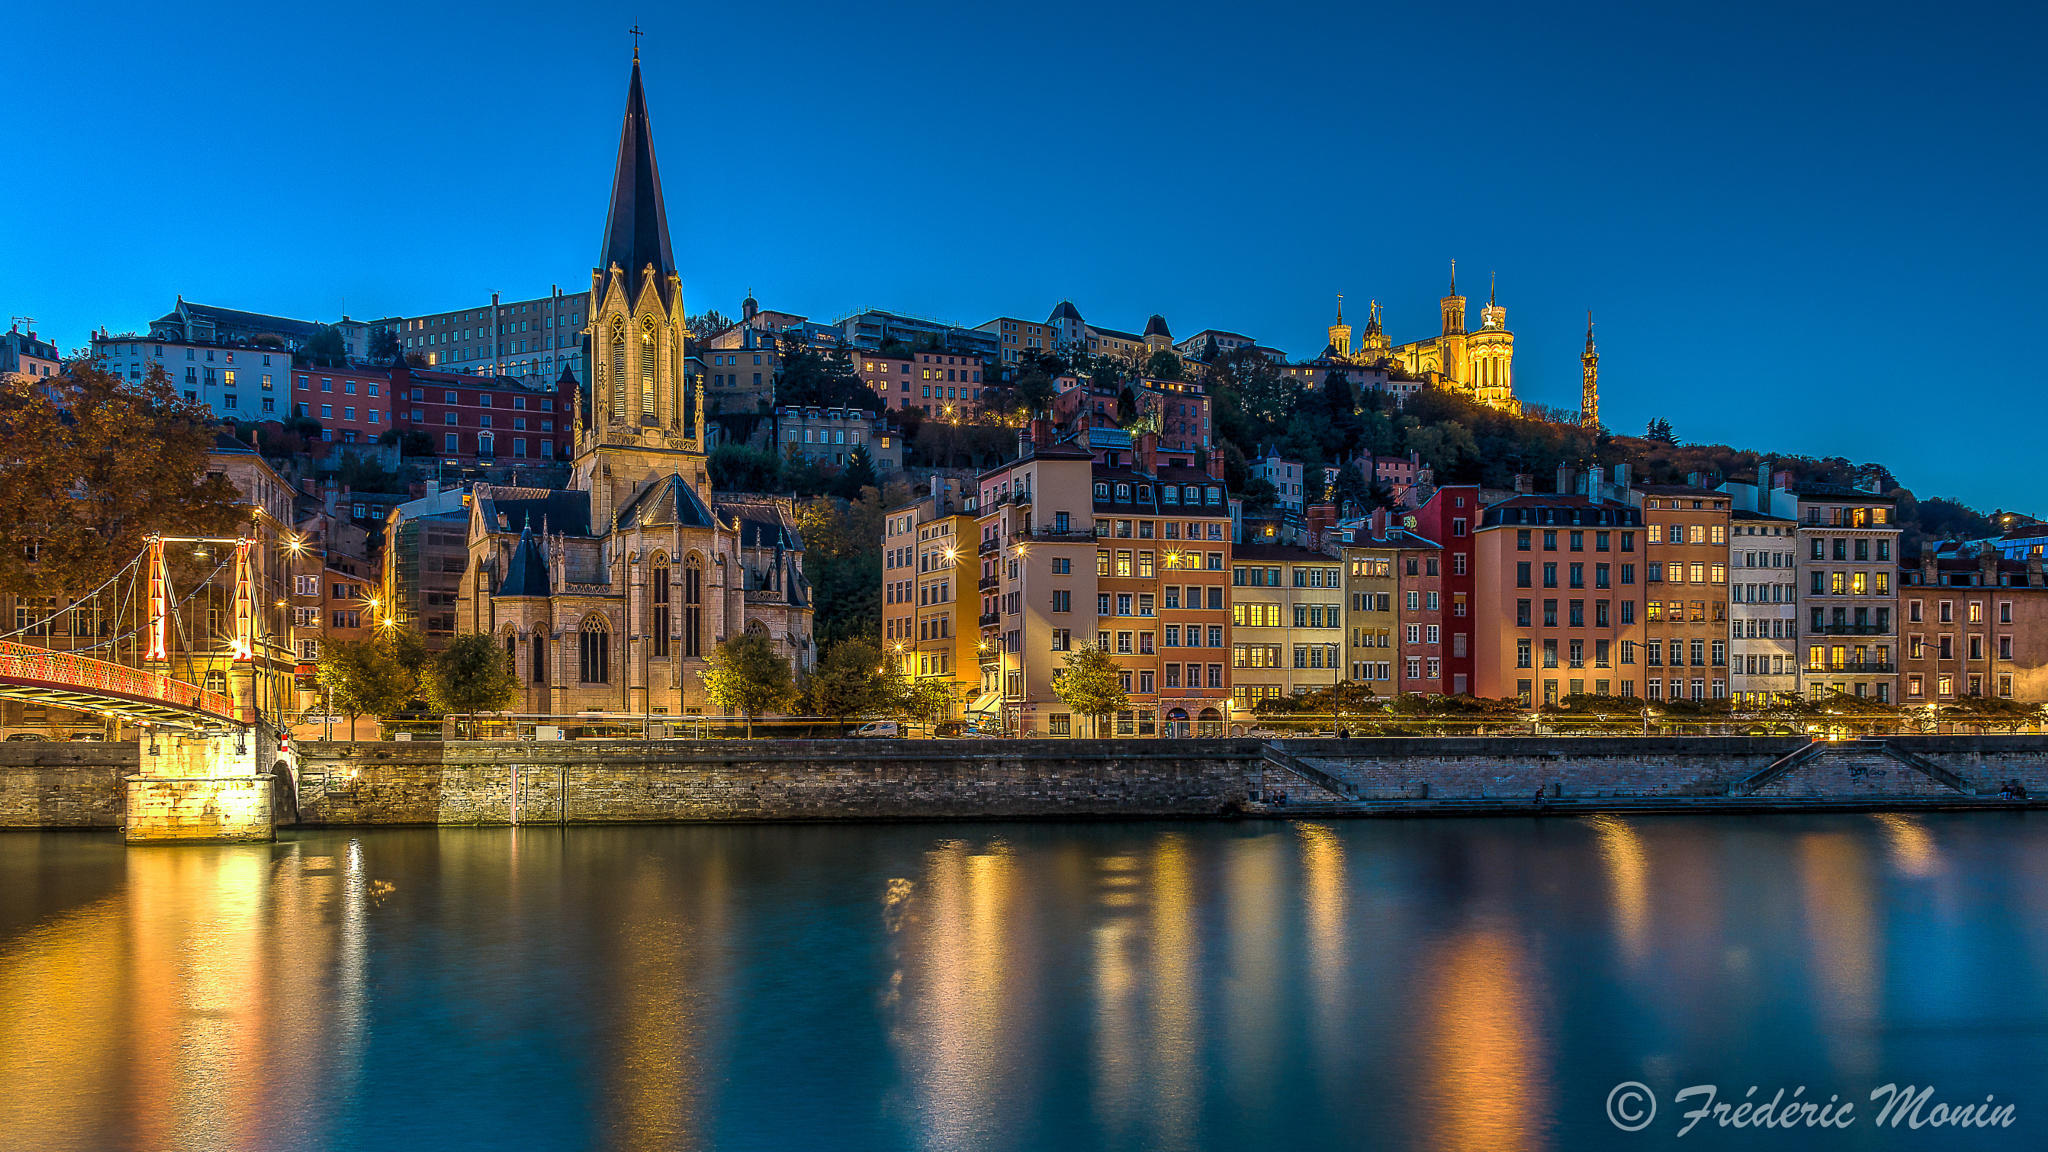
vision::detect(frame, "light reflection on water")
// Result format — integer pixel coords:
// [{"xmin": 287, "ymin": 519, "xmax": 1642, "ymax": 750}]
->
[{"xmin": 1, "ymin": 814, "xmax": 2046, "ymax": 1151}]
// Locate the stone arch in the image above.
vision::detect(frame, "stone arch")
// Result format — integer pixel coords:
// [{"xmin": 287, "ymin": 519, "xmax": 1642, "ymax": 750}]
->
[{"xmin": 682, "ymin": 552, "xmax": 706, "ymax": 658}]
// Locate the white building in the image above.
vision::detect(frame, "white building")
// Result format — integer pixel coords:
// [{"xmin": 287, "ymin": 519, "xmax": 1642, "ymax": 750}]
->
[
  {"xmin": 1253, "ymin": 447, "xmax": 1307, "ymax": 512},
  {"xmin": 90, "ymin": 334, "xmax": 292, "ymax": 419},
  {"xmin": 1727, "ymin": 508, "xmax": 1800, "ymax": 705}
]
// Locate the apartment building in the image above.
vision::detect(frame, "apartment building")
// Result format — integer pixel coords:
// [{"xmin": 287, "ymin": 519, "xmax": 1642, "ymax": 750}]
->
[
  {"xmin": 777, "ymin": 406, "xmax": 902, "ymax": 472},
  {"xmin": 381, "ymin": 488, "xmax": 471, "ymax": 649},
  {"xmin": 1228, "ymin": 544, "xmax": 1344, "ymax": 709},
  {"xmin": 1793, "ymin": 485, "xmax": 1902, "ymax": 702},
  {"xmin": 975, "ymin": 429, "xmax": 1232, "ymax": 737},
  {"xmin": 1334, "ymin": 514, "xmax": 1439, "ymax": 694},
  {"xmin": 977, "ymin": 314, "xmax": 1057, "ymax": 366},
  {"xmin": 853, "ymin": 352, "xmax": 915, "ymax": 411},
  {"xmin": 392, "ymin": 364, "xmax": 570, "ymax": 462},
  {"xmin": 837, "ymin": 309, "xmax": 998, "ymax": 358},
  {"xmin": 289, "ymin": 364, "xmax": 394, "ymax": 445},
  {"xmin": 2, "ymin": 324, "xmax": 59, "ymax": 383},
  {"xmin": 92, "ymin": 334, "xmax": 291, "ymax": 417},
  {"xmin": 1408, "ymin": 484, "xmax": 1484, "ymax": 695},
  {"xmin": 882, "ymin": 478, "xmax": 981, "ymax": 717},
  {"xmin": 1634, "ymin": 484, "xmax": 1732, "ymax": 703},
  {"xmin": 397, "ymin": 288, "xmax": 586, "ymax": 385},
  {"xmin": 1252, "ymin": 449, "xmax": 1308, "ymax": 512},
  {"xmin": 1728, "ymin": 509, "xmax": 1800, "ymax": 705},
  {"xmin": 1900, "ymin": 551, "xmax": 2048, "ymax": 704},
  {"xmin": 1472, "ymin": 493, "xmax": 1647, "ymax": 704}
]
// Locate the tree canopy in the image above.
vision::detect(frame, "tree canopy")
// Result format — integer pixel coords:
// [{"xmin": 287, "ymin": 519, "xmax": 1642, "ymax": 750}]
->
[
  {"xmin": 700, "ymin": 631, "xmax": 794, "ymax": 736},
  {"xmin": 0, "ymin": 362, "xmax": 243, "ymax": 599},
  {"xmin": 1052, "ymin": 644, "xmax": 1127, "ymax": 737}
]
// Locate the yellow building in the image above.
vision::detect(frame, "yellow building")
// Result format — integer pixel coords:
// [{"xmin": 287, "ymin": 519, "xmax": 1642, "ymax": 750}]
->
[
  {"xmin": 1327, "ymin": 263, "xmax": 1519, "ymax": 413},
  {"xmin": 1228, "ymin": 544, "xmax": 1345, "ymax": 714},
  {"xmin": 882, "ymin": 478, "xmax": 982, "ymax": 719}
]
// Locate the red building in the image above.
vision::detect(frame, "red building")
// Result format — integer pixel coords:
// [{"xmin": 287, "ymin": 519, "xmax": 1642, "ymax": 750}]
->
[
  {"xmin": 391, "ymin": 364, "xmax": 572, "ymax": 463},
  {"xmin": 289, "ymin": 365, "xmax": 394, "ymax": 446},
  {"xmin": 1407, "ymin": 485, "xmax": 1483, "ymax": 695}
]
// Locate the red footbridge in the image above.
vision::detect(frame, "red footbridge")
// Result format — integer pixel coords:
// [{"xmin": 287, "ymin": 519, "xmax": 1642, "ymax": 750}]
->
[{"xmin": 0, "ymin": 642, "xmax": 238, "ymax": 728}]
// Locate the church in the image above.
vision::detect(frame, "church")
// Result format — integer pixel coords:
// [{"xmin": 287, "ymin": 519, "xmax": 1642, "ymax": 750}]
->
[
  {"xmin": 1325, "ymin": 262, "xmax": 1521, "ymax": 414},
  {"xmin": 455, "ymin": 51, "xmax": 814, "ymax": 715}
]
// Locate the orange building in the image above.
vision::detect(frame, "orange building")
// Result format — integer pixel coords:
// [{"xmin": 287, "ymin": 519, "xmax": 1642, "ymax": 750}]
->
[
  {"xmin": 1901, "ymin": 551, "xmax": 2048, "ymax": 705},
  {"xmin": 1633, "ymin": 484, "xmax": 1733, "ymax": 703},
  {"xmin": 1471, "ymin": 494, "xmax": 1647, "ymax": 705}
]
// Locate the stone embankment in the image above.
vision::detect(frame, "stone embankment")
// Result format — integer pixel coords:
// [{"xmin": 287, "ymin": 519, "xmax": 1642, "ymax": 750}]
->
[{"xmin": 4, "ymin": 735, "xmax": 2045, "ymax": 828}]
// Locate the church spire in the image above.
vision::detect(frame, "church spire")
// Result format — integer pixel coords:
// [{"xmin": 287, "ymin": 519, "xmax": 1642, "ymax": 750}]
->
[
  {"xmin": 1448, "ymin": 258, "xmax": 1457, "ymax": 297},
  {"xmin": 1580, "ymin": 310, "xmax": 1600, "ymax": 429},
  {"xmin": 598, "ymin": 46, "xmax": 675, "ymax": 290}
]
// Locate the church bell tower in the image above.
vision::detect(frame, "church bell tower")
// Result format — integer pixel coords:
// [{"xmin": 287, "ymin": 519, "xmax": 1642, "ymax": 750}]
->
[{"xmin": 572, "ymin": 42, "xmax": 706, "ymax": 519}]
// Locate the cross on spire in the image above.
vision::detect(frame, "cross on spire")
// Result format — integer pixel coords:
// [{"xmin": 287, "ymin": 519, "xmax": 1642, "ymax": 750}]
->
[{"xmin": 629, "ymin": 24, "xmax": 642, "ymax": 60}]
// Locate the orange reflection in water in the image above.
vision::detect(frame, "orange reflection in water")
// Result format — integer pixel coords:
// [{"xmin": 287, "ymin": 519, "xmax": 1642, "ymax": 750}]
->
[
  {"xmin": 1796, "ymin": 831, "xmax": 1880, "ymax": 1076},
  {"xmin": 899, "ymin": 839, "xmax": 1021, "ymax": 1152},
  {"xmin": 0, "ymin": 844, "xmax": 347, "ymax": 1152},
  {"xmin": 1414, "ymin": 930, "xmax": 1552, "ymax": 1152},
  {"xmin": 1587, "ymin": 815, "xmax": 1651, "ymax": 966}
]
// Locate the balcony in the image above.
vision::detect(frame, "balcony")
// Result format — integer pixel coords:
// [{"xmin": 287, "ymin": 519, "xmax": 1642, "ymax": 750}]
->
[
  {"xmin": 1022, "ymin": 528, "xmax": 1096, "ymax": 544},
  {"xmin": 1810, "ymin": 623, "xmax": 1889, "ymax": 636},
  {"xmin": 978, "ymin": 538, "xmax": 1001, "ymax": 556},
  {"xmin": 978, "ymin": 574, "xmax": 1000, "ymax": 592},
  {"xmin": 978, "ymin": 612, "xmax": 1001, "ymax": 627},
  {"xmin": 1809, "ymin": 661, "xmax": 1897, "ymax": 675}
]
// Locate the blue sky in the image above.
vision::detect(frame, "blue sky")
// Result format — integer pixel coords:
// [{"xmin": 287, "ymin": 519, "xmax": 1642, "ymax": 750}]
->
[{"xmin": 5, "ymin": 1, "xmax": 2043, "ymax": 511}]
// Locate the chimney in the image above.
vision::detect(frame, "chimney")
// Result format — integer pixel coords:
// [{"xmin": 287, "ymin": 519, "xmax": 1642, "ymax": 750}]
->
[
  {"xmin": 1613, "ymin": 461, "xmax": 1631, "ymax": 490},
  {"xmin": 2028, "ymin": 554, "xmax": 2043, "ymax": 587},
  {"xmin": 1305, "ymin": 502, "xmax": 1337, "ymax": 547},
  {"xmin": 1371, "ymin": 507, "xmax": 1389, "ymax": 537},
  {"xmin": 1980, "ymin": 547, "xmax": 1998, "ymax": 586},
  {"xmin": 1757, "ymin": 461, "xmax": 1770, "ymax": 492},
  {"xmin": 1686, "ymin": 470, "xmax": 1705, "ymax": 489},
  {"xmin": 1555, "ymin": 462, "xmax": 1575, "ymax": 496},
  {"xmin": 1207, "ymin": 445, "xmax": 1225, "ymax": 481},
  {"xmin": 1514, "ymin": 473, "xmax": 1533, "ymax": 495},
  {"xmin": 1921, "ymin": 550, "xmax": 1937, "ymax": 585},
  {"xmin": 1772, "ymin": 469, "xmax": 1793, "ymax": 491}
]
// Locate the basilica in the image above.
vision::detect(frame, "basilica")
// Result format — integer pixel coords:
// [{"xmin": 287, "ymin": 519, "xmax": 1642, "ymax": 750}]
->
[
  {"xmin": 1326, "ymin": 262, "xmax": 1521, "ymax": 414},
  {"xmin": 455, "ymin": 52, "xmax": 814, "ymax": 715}
]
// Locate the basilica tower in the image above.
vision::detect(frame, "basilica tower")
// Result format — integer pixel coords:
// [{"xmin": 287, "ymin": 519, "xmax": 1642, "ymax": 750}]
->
[
  {"xmin": 571, "ymin": 47, "xmax": 706, "ymax": 523},
  {"xmin": 1327, "ymin": 296, "xmax": 1351, "ymax": 358}
]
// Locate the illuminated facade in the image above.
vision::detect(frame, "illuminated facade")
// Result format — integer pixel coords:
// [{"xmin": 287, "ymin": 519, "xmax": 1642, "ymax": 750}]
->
[
  {"xmin": 456, "ymin": 52, "xmax": 814, "ymax": 716},
  {"xmin": 882, "ymin": 478, "xmax": 982, "ymax": 718},
  {"xmin": 1326, "ymin": 264, "xmax": 1519, "ymax": 413}
]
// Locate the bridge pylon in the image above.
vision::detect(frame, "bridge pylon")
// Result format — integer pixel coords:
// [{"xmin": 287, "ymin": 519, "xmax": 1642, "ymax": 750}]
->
[{"xmin": 125, "ymin": 720, "xmax": 277, "ymax": 843}]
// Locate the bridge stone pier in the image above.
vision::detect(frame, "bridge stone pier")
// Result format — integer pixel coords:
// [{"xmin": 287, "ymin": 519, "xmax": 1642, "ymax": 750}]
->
[{"xmin": 125, "ymin": 723, "xmax": 277, "ymax": 843}]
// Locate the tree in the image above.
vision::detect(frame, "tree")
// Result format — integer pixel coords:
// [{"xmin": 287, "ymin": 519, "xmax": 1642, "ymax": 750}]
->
[
  {"xmin": 368, "ymin": 326, "xmax": 402, "ymax": 364},
  {"xmin": 685, "ymin": 309, "xmax": 733, "ymax": 338},
  {"xmin": 834, "ymin": 445, "xmax": 879, "ymax": 498},
  {"xmin": 1052, "ymin": 644, "xmax": 1127, "ymax": 738},
  {"xmin": 380, "ymin": 427, "xmax": 435, "ymax": 456},
  {"xmin": 314, "ymin": 638, "xmax": 414, "ymax": 740},
  {"xmin": 1013, "ymin": 371, "xmax": 1057, "ymax": 418},
  {"xmin": 1145, "ymin": 347, "xmax": 1183, "ymax": 381},
  {"xmin": 774, "ymin": 330, "xmax": 874, "ymax": 410},
  {"xmin": 423, "ymin": 632, "xmax": 519, "ymax": 731},
  {"xmin": 1645, "ymin": 417, "xmax": 1677, "ymax": 443},
  {"xmin": 793, "ymin": 484, "xmax": 904, "ymax": 652},
  {"xmin": 708, "ymin": 444, "xmax": 782, "ymax": 491},
  {"xmin": 0, "ymin": 362, "xmax": 242, "ymax": 600},
  {"xmin": 700, "ymin": 631, "xmax": 794, "ymax": 737},
  {"xmin": 899, "ymin": 678, "xmax": 960, "ymax": 732},
  {"xmin": 804, "ymin": 638, "xmax": 901, "ymax": 728},
  {"xmin": 303, "ymin": 325, "xmax": 348, "ymax": 368}
]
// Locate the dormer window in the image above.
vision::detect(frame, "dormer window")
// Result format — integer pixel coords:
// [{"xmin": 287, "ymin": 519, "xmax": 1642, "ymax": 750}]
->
[
  {"xmin": 1094, "ymin": 482, "xmax": 1109, "ymax": 499},
  {"xmin": 1138, "ymin": 484, "xmax": 1152, "ymax": 501},
  {"xmin": 1116, "ymin": 484, "xmax": 1130, "ymax": 502},
  {"xmin": 1163, "ymin": 486, "xmax": 1179, "ymax": 504},
  {"xmin": 1206, "ymin": 487, "xmax": 1222, "ymax": 505}
]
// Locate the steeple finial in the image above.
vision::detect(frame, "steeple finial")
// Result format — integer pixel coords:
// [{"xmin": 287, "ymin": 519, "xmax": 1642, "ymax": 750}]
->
[
  {"xmin": 1585, "ymin": 310, "xmax": 1596, "ymax": 351},
  {"xmin": 1449, "ymin": 258, "xmax": 1457, "ymax": 296},
  {"xmin": 1488, "ymin": 270, "xmax": 1496, "ymax": 307},
  {"xmin": 629, "ymin": 24, "xmax": 642, "ymax": 61},
  {"xmin": 1335, "ymin": 293, "xmax": 1343, "ymax": 324},
  {"xmin": 598, "ymin": 46, "xmax": 675, "ymax": 287}
]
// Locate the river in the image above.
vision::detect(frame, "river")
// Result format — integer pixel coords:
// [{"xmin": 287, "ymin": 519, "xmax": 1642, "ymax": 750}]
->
[{"xmin": 2, "ymin": 814, "xmax": 2045, "ymax": 1150}]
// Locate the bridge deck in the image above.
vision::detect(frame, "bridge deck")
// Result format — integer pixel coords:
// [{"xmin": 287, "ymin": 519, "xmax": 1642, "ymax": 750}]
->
[{"xmin": 0, "ymin": 642, "xmax": 238, "ymax": 728}]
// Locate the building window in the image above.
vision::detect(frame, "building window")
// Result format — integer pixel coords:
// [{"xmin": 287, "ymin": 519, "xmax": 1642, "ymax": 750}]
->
[{"xmin": 579, "ymin": 619, "xmax": 611, "ymax": 683}]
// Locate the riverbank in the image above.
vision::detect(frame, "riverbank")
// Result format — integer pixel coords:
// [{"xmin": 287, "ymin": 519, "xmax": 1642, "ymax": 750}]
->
[{"xmin": 5, "ymin": 734, "xmax": 2046, "ymax": 828}]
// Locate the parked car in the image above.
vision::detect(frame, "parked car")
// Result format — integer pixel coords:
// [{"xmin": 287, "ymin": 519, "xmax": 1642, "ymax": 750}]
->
[
  {"xmin": 67, "ymin": 732, "xmax": 106, "ymax": 741},
  {"xmin": 853, "ymin": 720, "xmax": 904, "ymax": 738},
  {"xmin": 4, "ymin": 733, "xmax": 48, "ymax": 742}
]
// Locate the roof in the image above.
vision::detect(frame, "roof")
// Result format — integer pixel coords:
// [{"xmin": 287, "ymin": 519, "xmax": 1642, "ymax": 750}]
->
[
  {"xmin": 1730, "ymin": 508, "xmax": 1795, "ymax": 523},
  {"xmin": 1785, "ymin": 481, "xmax": 1896, "ymax": 502},
  {"xmin": 1144, "ymin": 314, "xmax": 1171, "ymax": 338},
  {"xmin": 478, "ymin": 486, "xmax": 594, "ymax": 537},
  {"xmin": 165, "ymin": 301, "xmax": 324, "ymax": 341},
  {"xmin": 497, "ymin": 525, "xmax": 552, "ymax": 596},
  {"xmin": 1048, "ymin": 300, "xmax": 1083, "ymax": 324},
  {"xmin": 615, "ymin": 474, "xmax": 716, "ymax": 529},
  {"xmin": 717, "ymin": 496, "xmax": 804, "ymax": 550},
  {"xmin": 598, "ymin": 58, "xmax": 676, "ymax": 291},
  {"xmin": 1635, "ymin": 483, "xmax": 1724, "ymax": 497}
]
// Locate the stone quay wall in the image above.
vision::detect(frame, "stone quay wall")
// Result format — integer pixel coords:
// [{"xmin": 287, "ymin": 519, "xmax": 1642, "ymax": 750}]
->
[
  {"xmin": 6, "ymin": 736, "xmax": 2048, "ymax": 829},
  {"xmin": 0, "ymin": 742, "xmax": 136, "ymax": 828}
]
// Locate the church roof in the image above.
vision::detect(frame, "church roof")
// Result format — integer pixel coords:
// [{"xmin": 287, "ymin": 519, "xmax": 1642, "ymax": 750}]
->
[
  {"xmin": 598, "ymin": 58, "xmax": 676, "ymax": 290},
  {"xmin": 717, "ymin": 496, "xmax": 804, "ymax": 551},
  {"xmin": 497, "ymin": 524, "xmax": 552, "ymax": 597},
  {"xmin": 616, "ymin": 473, "xmax": 717, "ymax": 529},
  {"xmin": 479, "ymin": 487, "xmax": 594, "ymax": 538}
]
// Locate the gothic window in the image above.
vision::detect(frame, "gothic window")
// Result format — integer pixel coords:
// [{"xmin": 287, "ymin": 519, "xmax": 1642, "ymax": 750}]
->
[
  {"xmin": 641, "ymin": 320, "xmax": 657, "ymax": 416},
  {"xmin": 684, "ymin": 557, "xmax": 702, "ymax": 658},
  {"xmin": 610, "ymin": 320, "xmax": 627, "ymax": 417},
  {"xmin": 532, "ymin": 632, "xmax": 547, "ymax": 684},
  {"xmin": 651, "ymin": 555, "xmax": 671, "ymax": 658},
  {"xmin": 579, "ymin": 616, "xmax": 610, "ymax": 683}
]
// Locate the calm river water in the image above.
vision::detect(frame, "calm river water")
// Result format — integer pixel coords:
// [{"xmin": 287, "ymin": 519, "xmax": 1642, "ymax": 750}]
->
[{"xmin": 3, "ymin": 815, "xmax": 2046, "ymax": 1150}]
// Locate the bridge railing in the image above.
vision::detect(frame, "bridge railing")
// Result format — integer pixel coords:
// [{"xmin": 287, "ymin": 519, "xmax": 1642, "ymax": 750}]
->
[{"xmin": 0, "ymin": 642, "xmax": 235, "ymax": 720}]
